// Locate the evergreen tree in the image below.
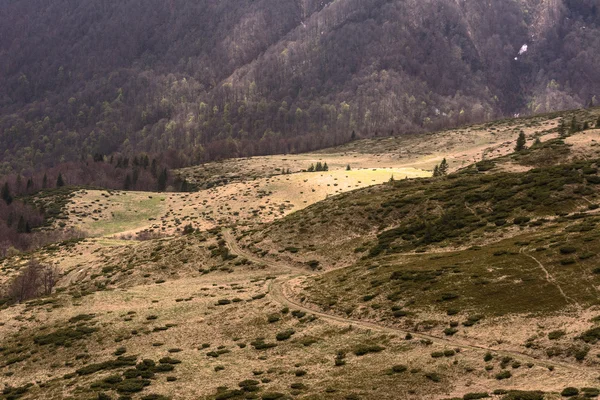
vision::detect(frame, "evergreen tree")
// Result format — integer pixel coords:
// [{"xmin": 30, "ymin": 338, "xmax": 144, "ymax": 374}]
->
[
  {"xmin": 439, "ymin": 158, "xmax": 449, "ymax": 175},
  {"xmin": 515, "ymin": 131, "xmax": 526, "ymax": 152},
  {"xmin": 42, "ymin": 173, "xmax": 48, "ymax": 189},
  {"xmin": 346, "ymin": 164, "xmax": 351, "ymax": 171},
  {"xmin": 132, "ymin": 169, "xmax": 139, "ymax": 185},
  {"xmin": 151, "ymin": 159, "xmax": 158, "ymax": 177},
  {"xmin": 307, "ymin": 164, "xmax": 315, "ymax": 172},
  {"xmin": 315, "ymin": 162, "xmax": 323, "ymax": 171},
  {"xmin": 583, "ymin": 121, "xmax": 589, "ymax": 130},
  {"xmin": 180, "ymin": 178, "xmax": 189, "ymax": 192},
  {"xmin": 570, "ymin": 116, "xmax": 579, "ymax": 134},
  {"xmin": 17, "ymin": 215, "xmax": 26, "ymax": 233},
  {"xmin": 26, "ymin": 177, "xmax": 34, "ymax": 191},
  {"xmin": 557, "ymin": 120, "xmax": 566, "ymax": 136},
  {"xmin": 123, "ymin": 174, "xmax": 132, "ymax": 190},
  {"xmin": 389, "ymin": 175, "xmax": 395, "ymax": 182},
  {"xmin": 157, "ymin": 168, "xmax": 168, "ymax": 192},
  {"xmin": 351, "ymin": 130, "xmax": 356, "ymax": 140},
  {"xmin": 433, "ymin": 165, "xmax": 440, "ymax": 177},
  {"xmin": 323, "ymin": 162, "xmax": 329, "ymax": 171},
  {"xmin": 56, "ymin": 173, "xmax": 65, "ymax": 187},
  {"xmin": 1, "ymin": 182, "xmax": 13, "ymax": 205}
]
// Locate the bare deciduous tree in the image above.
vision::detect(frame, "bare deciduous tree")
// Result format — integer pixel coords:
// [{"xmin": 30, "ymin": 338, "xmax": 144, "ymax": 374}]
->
[{"xmin": 6, "ymin": 259, "xmax": 60, "ymax": 303}]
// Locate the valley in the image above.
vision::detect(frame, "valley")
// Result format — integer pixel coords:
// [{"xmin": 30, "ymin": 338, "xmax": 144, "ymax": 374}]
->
[{"xmin": 2, "ymin": 108, "xmax": 600, "ymax": 400}]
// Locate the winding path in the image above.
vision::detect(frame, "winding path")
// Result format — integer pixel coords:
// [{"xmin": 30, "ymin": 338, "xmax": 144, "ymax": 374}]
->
[{"xmin": 223, "ymin": 229, "xmax": 592, "ymax": 374}]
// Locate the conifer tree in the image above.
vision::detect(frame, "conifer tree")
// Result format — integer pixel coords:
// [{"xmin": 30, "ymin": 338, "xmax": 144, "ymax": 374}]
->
[
  {"xmin": 157, "ymin": 168, "xmax": 168, "ymax": 191},
  {"xmin": 123, "ymin": 174, "xmax": 132, "ymax": 190},
  {"xmin": 42, "ymin": 173, "xmax": 48, "ymax": 189},
  {"xmin": 515, "ymin": 131, "xmax": 526, "ymax": 151},
  {"xmin": 439, "ymin": 158, "xmax": 448, "ymax": 175},
  {"xmin": 1, "ymin": 182, "xmax": 12, "ymax": 205},
  {"xmin": 323, "ymin": 162, "xmax": 329, "ymax": 171},
  {"xmin": 346, "ymin": 164, "xmax": 351, "ymax": 171},
  {"xmin": 56, "ymin": 173, "xmax": 65, "ymax": 187}
]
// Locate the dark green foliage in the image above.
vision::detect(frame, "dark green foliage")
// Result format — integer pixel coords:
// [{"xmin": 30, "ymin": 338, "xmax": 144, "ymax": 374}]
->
[
  {"xmin": 548, "ymin": 330, "xmax": 566, "ymax": 340},
  {"xmin": 463, "ymin": 393, "xmax": 489, "ymax": 400},
  {"xmin": 115, "ymin": 379, "xmax": 151, "ymax": 393},
  {"xmin": 495, "ymin": 370, "xmax": 512, "ymax": 380},
  {"xmin": 76, "ymin": 356, "xmax": 138, "ymax": 376},
  {"xmin": 275, "ymin": 329, "xmax": 295, "ymax": 341},
  {"xmin": 579, "ymin": 327, "xmax": 600, "ymax": 343},
  {"xmin": 261, "ymin": 393, "xmax": 285, "ymax": 400},
  {"xmin": 353, "ymin": 344, "xmax": 385, "ymax": 356},
  {"xmin": 34, "ymin": 326, "xmax": 98, "ymax": 346},
  {"xmin": 560, "ymin": 387, "xmax": 579, "ymax": 397},
  {"xmin": 515, "ymin": 131, "xmax": 527, "ymax": 152},
  {"xmin": 500, "ymin": 391, "xmax": 545, "ymax": 400}
]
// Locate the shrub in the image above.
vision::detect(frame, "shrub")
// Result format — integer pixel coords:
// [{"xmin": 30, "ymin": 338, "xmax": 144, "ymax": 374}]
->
[
  {"xmin": 463, "ymin": 393, "xmax": 489, "ymax": 400},
  {"xmin": 275, "ymin": 329, "xmax": 295, "ymax": 341},
  {"xmin": 483, "ymin": 352, "xmax": 493, "ymax": 362},
  {"xmin": 559, "ymin": 246, "xmax": 577, "ymax": 254},
  {"xmin": 34, "ymin": 326, "xmax": 98, "ymax": 346},
  {"xmin": 353, "ymin": 344, "xmax": 385, "ymax": 356},
  {"xmin": 444, "ymin": 327, "xmax": 458, "ymax": 336},
  {"xmin": 267, "ymin": 314, "xmax": 280, "ymax": 323},
  {"xmin": 500, "ymin": 391, "xmax": 544, "ymax": 400},
  {"xmin": 116, "ymin": 379, "xmax": 150, "ymax": 393},
  {"xmin": 262, "ymin": 393, "xmax": 285, "ymax": 400},
  {"xmin": 495, "ymin": 370, "xmax": 512, "ymax": 380},
  {"xmin": 579, "ymin": 327, "xmax": 600, "ymax": 343},
  {"xmin": 425, "ymin": 372, "xmax": 441, "ymax": 382},
  {"xmin": 431, "ymin": 351, "xmax": 444, "ymax": 358},
  {"xmin": 560, "ymin": 387, "xmax": 579, "ymax": 397},
  {"xmin": 548, "ymin": 330, "xmax": 566, "ymax": 340},
  {"xmin": 391, "ymin": 365, "xmax": 407, "ymax": 373}
]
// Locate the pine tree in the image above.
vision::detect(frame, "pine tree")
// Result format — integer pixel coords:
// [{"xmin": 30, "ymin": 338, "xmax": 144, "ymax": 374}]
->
[
  {"xmin": 351, "ymin": 130, "xmax": 356, "ymax": 140},
  {"xmin": 42, "ymin": 173, "xmax": 47, "ymax": 189},
  {"xmin": 570, "ymin": 116, "xmax": 579, "ymax": 134},
  {"xmin": 26, "ymin": 178, "xmax": 34, "ymax": 191},
  {"xmin": 157, "ymin": 168, "xmax": 168, "ymax": 192},
  {"xmin": 346, "ymin": 164, "xmax": 351, "ymax": 171},
  {"xmin": 557, "ymin": 119, "xmax": 566, "ymax": 136},
  {"xmin": 515, "ymin": 131, "xmax": 526, "ymax": 152},
  {"xmin": 151, "ymin": 159, "xmax": 158, "ymax": 177},
  {"xmin": 323, "ymin": 162, "xmax": 329, "ymax": 171},
  {"xmin": 439, "ymin": 158, "xmax": 449, "ymax": 175},
  {"xmin": 180, "ymin": 178, "xmax": 189, "ymax": 192},
  {"xmin": 17, "ymin": 216, "xmax": 26, "ymax": 233},
  {"xmin": 2, "ymin": 182, "xmax": 13, "ymax": 205},
  {"xmin": 315, "ymin": 162, "xmax": 323, "ymax": 172},
  {"xmin": 389, "ymin": 175, "xmax": 395, "ymax": 182},
  {"xmin": 308, "ymin": 164, "xmax": 315, "ymax": 172},
  {"xmin": 583, "ymin": 121, "xmax": 589, "ymax": 130},
  {"xmin": 123, "ymin": 174, "xmax": 132, "ymax": 190},
  {"xmin": 56, "ymin": 173, "xmax": 65, "ymax": 187},
  {"xmin": 433, "ymin": 165, "xmax": 440, "ymax": 177}
]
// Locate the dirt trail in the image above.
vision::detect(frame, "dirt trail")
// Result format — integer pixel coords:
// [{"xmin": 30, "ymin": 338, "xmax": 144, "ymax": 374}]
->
[
  {"xmin": 223, "ymin": 228, "xmax": 593, "ymax": 374},
  {"xmin": 520, "ymin": 248, "xmax": 580, "ymax": 308}
]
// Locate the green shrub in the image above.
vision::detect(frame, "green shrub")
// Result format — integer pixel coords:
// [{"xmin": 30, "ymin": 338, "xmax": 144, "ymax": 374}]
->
[
  {"xmin": 559, "ymin": 246, "xmax": 577, "ymax": 254},
  {"xmin": 115, "ymin": 379, "xmax": 150, "ymax": 393},
  {"xmin": 275, "ymin": 329, "xmax": 295, "ymax": 341},
  {"xmin": 560, "ymin": 387, "xmax": 579, "ymax": 397},
  {"xmin": 353, "ymin": 344, "xmax": 385, "ymax": 356},
  {"xmin": 548, "ymin": 330, "xmax": 566, "ymax": 340},
  {"xmin": 34, "ymin": 326, "xmax": 98, "ymax": 346},
  {"xmin": 495, "ymin": 371, "xmax": 512, "ymax": 380},
  {"xmin": 463, "ymin": 393, "xmax": 489, "ymax": 400}
]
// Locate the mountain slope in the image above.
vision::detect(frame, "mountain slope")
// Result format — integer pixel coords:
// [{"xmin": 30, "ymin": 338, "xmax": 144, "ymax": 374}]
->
[{"xmin": 1, "ymin": 0, "xmax": 599, "ymax": 172}]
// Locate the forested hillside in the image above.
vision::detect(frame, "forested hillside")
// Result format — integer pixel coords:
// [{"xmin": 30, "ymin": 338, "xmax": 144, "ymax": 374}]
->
[{"xmin": 1, "ymin": 0, "xmax": 599, "ymax": 173}]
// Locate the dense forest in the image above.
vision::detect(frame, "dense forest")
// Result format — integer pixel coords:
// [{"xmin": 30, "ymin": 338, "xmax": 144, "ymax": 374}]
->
[{"xmin": 0, "ymin": 0, "xmax": 599, "ymax": 173}]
